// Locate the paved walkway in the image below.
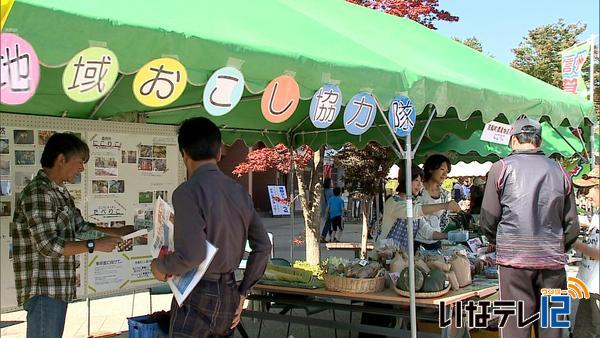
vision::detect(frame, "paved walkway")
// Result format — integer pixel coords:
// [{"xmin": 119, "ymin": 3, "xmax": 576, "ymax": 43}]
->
[{"xmin": 0, "ymin": 215, "xmax": 365, "ymax": 338}]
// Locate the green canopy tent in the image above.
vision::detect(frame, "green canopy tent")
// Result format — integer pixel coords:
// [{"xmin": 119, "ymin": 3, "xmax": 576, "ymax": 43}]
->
[
  {"xmin": 415, "ymin": 122, "xmax": 586, "ymax": 164},
  {"xmin": 1, "ymin": 1, "xmax": 596, "ymax": 336}
]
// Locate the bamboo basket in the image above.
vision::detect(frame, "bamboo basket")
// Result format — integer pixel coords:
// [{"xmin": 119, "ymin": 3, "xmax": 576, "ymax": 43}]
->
[{"xmin": 324, "ymin": 269, "xmax": 386, "ymax": 293}]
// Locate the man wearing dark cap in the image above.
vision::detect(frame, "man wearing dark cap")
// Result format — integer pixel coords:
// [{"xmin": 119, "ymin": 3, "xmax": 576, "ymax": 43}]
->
[{"xmin": 480, "ymin": 117, "xmax": 579, "ymax": 338}]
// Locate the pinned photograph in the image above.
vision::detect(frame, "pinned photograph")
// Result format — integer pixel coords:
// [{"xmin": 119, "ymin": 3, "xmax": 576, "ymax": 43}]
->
[
  {"xmin": 0, "ymin": 159, "xmax": 10, "ymax": 176},
  {"xmin": 0, "ymin": 201, "xmax": 11, "ymax": 217},
  {"xmin": 109, "ymin": 180, "xmax": 125, "ymax": 193},
  {"xmin": 153, "ymin": 146, "xmax": 167, "ymax": 158},
  {"xmin": 155, "ymin": 190, "xmax": 168, "ymax": 202},
  {"xmin": 121, "ymin": 150, "xmax": 137, "ymax": 164},
  {"xmin": 138, "ymin": 158, "xmax": 153, "ymax": 171},
  {"xmin": 15, "ymin": 150, "xmax": 35, "ymax": 165},
  {"xmin": 13, "ymin": 130, "xmax": 34, "ymax": 145},
  {"xmin": 15, "ymin": 172, "xmax": 35, "ymax": 186},
  {"xmin": 92, "ymin": 180, "xmax": 109, "ymax": 194},
  {"xmin": 139, "ymin": 191, "xmax": 153, "ymax": 203},
  {"xmin": 38, "ymin": 130, "xmax": 56, "ymax": 145},
  {"xmin": 153, "ymin": 159, "xmax": 167, "ymax": 172},
  {"xmin": 139, "ymin": 145, "xmax": 153, "ymax": 158},
  {"xmin": 0, "ymin": 138, "xmax": 9, "ymax": 154},
  {"xmin": 0, "ymin": 180, "xmax": 12, "ymax": 196},
  {"xmin": 94, "ymin": 157, "xmax": 118, "ymax": 176}
]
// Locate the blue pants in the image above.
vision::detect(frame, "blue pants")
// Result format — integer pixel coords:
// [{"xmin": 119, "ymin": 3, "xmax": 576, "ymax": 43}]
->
[{"xmin": 23, "ymin": 295, "xmax": 68, "ymax": 338}]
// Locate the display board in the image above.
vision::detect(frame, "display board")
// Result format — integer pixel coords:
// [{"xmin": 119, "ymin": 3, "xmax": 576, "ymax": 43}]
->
[
  {"xmin": 267, "ymin": 185, "xmax": 290, "ymax": 216},
  {"xmin": 0, "ymin": 113, "xmax": 183, "ymax": 312}
]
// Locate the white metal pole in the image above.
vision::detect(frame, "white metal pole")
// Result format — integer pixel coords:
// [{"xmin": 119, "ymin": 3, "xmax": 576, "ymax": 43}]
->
[
  {"xmin": 405, "ymin": 133, "xmax": 417, "ymax": 338},
  {"xmin": 589, "ymin": 35, "xmax": 597, "ymax": 165}
]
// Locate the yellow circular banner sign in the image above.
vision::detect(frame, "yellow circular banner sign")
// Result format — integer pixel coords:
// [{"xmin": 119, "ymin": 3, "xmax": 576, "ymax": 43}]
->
[{"xmin": 133, "ymin": 57, "xmax": 187, "ymax": 107}]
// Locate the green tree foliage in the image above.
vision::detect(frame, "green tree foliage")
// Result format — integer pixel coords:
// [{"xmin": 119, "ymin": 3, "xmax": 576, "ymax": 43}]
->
[
  {"xmin": 511, "ymin": 19, "xmax": 586, "ymax": 87},
  {"xmin": 511, "ymin": 19, "xmax": 598, "ymax": 115},
  {"xmin": 453, "ymin": 36, "xmax": 483, "ymax": 52}
]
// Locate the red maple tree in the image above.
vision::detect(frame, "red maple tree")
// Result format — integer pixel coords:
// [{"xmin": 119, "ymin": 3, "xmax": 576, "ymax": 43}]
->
[
  {"xmin": 346, "ymin": 0, "xmax": 458, "ymax": 29},
  {"xmin": 232, "ymin": 143, "xmax": 313, "ymax": 176},
  {"xmin": 233, "ymin": 143, "xmax": 323, "ymax": 265}
]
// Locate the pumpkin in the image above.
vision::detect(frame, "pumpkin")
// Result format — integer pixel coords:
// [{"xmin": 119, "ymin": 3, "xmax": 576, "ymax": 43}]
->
[
  {"xmin": 397, "ymin": 267, "xmax": 424, "ymax": 292},
  {"xmin": 421, "ymin": 268, "xmax": 447, "ymax": 292}
]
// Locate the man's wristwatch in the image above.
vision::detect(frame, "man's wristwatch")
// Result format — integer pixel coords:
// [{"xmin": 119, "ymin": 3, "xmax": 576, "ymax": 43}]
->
[{"xmin": 86, "ymin": 240, "xmax": 95, "ymax": 253}]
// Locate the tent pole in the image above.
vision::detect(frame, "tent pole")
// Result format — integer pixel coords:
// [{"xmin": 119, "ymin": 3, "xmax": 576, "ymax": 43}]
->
[
  {"xmin": 287, "ymin": 134, "xmax": 296, "ymax": 262},
  {"xmin": 549, "ymin": 124, "xmax": 586, "ymax": 162},
  {"xmin": 376, "ymin": 103, "xmax": 417, "ymax": 338},
  {"xmin": 589, "ymin": 35, "xmax": 597, "ymax": 165},
  {"xmin": 405, "ymin": 133, "xmax": 417, "ymax": 338},
  {"xmin": 376, "ymin": 107, "xmax": 406, "ymax": 158},
  {"xmin": 412, "ymin": 106, "xmax": 437, "ymax": 155},
  {"xmin": 88, "ymin": 74, "xmax": 124, "ymax": 119}
]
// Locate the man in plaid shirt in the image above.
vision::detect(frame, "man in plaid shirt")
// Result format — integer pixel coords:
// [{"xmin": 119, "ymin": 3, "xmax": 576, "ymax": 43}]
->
[{"xmin": 11, "ymin": 133, "xmax": 132, "ymax": 338}]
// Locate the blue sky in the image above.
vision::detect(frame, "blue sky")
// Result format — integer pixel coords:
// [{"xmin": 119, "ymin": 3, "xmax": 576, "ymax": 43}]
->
[{"xmin": 436, "ymin": 0, "xmax": 599, "ymax": 64}]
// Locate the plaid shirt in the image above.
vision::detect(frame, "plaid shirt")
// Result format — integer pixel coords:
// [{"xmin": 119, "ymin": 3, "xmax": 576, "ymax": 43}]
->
[{"xmin": 10, "ymin": 170, "xmax": 90, "ymax": 306}]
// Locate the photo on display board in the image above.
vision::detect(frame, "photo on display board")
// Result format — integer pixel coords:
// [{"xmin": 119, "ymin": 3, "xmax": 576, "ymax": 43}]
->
[
  {"xmin": 0, "ymin": 139, "xmax": 9, "ymax": 154},
  {"xmin": 13, "ymin": 130, "xmax": 34, "ymax": 145},
  {"xmin": 15, "ymin": 150, "xmax": 35, "ymax": 165},
  {"xmin": 121, "ymin": 150, "xmax": 137, "ymax": 164},
  {"xmin": 155, "ymin": 190, "xmax": 167, "ymax": 202},
  {"xmin": 38, "ymin": 130, "xmax": 56, "ymax": 146},
  {"xmin": 138, "ymin": 158, "xmax": 153, "ymax": 171},
  {"xmin": 139, "ymin": 145, "xmax": 153, "ymax": 158},
  {"xmin": 139, "ymin": 191, "xmax": 153, "ymax": 203},
  {"xmin": 0, "ymin": 180, "xmax": 12, "ymax": 196},
  {"xmin": 92, "ymin": 180, "xmax": 109, "ymax": 194},
  {"xmin": 0, "ymin": 201, "xmax": 11, "ymax": 217},
  {"xmin": 15, "ymin": 172, "xmax": 35, "ymax": 187},
  {"xmin": 109, "ymin": 180, "xmax": 125, "ymax": 193},
  {"xmin": 0, "ymin": 159, "xmax": 9, "ymax": 176},
  {"xmin": 133, "ymin": 208, "xmax": 153, "ymax": 229},
  {"xmin": 153, "ymin": 146, "xmax": 167, "ymax": 158},
  {"xmin": 94, "ymin": 157, "xmax": 118, "ymax": 176},
  {"xmin": 153, "ymin": 159, "xmax": 167, "ymax": 172}
]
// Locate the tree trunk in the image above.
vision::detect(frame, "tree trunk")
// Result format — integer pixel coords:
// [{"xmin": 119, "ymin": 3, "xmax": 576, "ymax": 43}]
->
[
  {"xmin": 360, "ymin": 196, "xmax": 372, "ymax": 259},
  {"xmin": 296, "ymin": 149, "xmax": 323, "ymax": 265}
]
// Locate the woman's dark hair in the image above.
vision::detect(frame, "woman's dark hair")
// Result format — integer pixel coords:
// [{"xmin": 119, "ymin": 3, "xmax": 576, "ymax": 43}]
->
[
  {"xmin": 40, "ymin": 133, "xmax": 89, "ymax": 168},
  {"xmin": 178, "ymin": 117, "xmax": 222, "ymax": 160},
  {"xmin": 396, "ymin": 165, "xmax": 424, "ymax": 194},
  {"xmin": 323, "ymin": 177, "xmax": 332, "ymax": 189},
  {"xmin": 423, "ymin": 154, "xmax": 451, "ymax": 181}
]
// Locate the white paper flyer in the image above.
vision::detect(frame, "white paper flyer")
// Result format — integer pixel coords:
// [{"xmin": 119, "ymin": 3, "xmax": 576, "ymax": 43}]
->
[
  {"xmin": 151, "ymin": 197, "xmax": 174, "ymax": 258},
  {"xmin": 152, "ymin": 197, "xmax": 219, "ymax": 306},
  {"xmin": 168, "ymin": 241, "xmax": 218, "ymax": 306}
]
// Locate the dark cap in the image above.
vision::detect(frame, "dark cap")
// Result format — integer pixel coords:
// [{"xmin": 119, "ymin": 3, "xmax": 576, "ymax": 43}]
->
[{"xmin": 511, "ymin": 117, "xmax": 542, "ymax": 136}]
